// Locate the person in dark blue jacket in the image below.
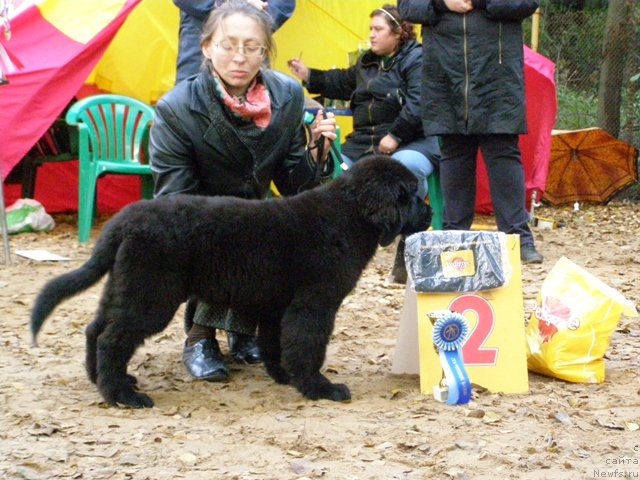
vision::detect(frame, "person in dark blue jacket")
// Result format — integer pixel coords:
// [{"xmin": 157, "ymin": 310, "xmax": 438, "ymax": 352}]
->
[
  {"xmin": 288, "ymin": 4, "xmax": 440, "ymax": 282},
  {"xmin": 151, "ymin": 1, "xmax": 336, "ymax": 382},
  {"xmin": 173, "ymin": 0, "xmax": 296, "ymax": 84},
  {"xmin": 398, "ymin": 0, "xmax": 544, "ymax": 264}
]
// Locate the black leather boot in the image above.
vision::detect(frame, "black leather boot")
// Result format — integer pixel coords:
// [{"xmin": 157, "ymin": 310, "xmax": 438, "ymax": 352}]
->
[
  {"xmin": 390, "ymin": 237, "xmax": 407, "ymax": 284},
  {"xmin": 227, "ymin": 332, "xmax": 261, "ymax": 364},
  {"xmin": 182, "ymin": 338, "xmax": 229, "ymax": 381},
  {"xmin": 520, "ymin": 244, "xmax": 543, "ymax": 264}
]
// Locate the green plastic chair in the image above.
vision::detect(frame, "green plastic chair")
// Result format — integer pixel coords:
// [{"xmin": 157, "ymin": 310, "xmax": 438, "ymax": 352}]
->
[
  {"xmin": 427, "ymin": 170, "xmax": 444, "ymax": 230},
  {"xmin": 65, "ymin": 94, "xmax": 155, "ymax": 243}
]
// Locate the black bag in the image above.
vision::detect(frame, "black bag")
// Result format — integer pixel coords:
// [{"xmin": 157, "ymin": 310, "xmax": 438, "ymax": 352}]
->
[{"xmin": 405, "ymin": 231, "xmax": 510, "ymax": 293}]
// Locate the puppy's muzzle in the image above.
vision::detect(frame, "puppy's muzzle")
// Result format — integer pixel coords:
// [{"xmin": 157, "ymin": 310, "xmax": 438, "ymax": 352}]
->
[{"xmin": 402, "ymin": 196, "xmax": 432, "ymax": 235}]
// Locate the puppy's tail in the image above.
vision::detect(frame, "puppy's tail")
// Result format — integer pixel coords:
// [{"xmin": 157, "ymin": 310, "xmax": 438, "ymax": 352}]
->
[{"xmin": 30, "ymin": 224, "xmax": 123, "ymax": 345}]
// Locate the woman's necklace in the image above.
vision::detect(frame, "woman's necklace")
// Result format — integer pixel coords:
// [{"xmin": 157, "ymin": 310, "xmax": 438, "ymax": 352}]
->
[{"xmin": 233, "ymin": 93, "xmax": 247, "ymax": 104}]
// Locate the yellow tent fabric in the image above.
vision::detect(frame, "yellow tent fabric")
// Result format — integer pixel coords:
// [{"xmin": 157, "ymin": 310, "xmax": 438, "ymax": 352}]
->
[
  {"xmin": 272, "ymin": 0, "xmax": 385, "ymax": 137},
  {"xmin": 85, "ymin": 0, "xmax": 180, "ymax": 103},
  {"xmin": 86, "ymin": 0, "xmax": 385, "ymax": 112},
  {"xmin": 39, "ymin": 0, "xmax": 129, "ymax": 44},
  {"xmin": 273, "ymin": 0, "xmax": 383, "ymax": 72},
  {"xmin": 86, "ymin": 0, "xmax": 388, "ymax": 138}
]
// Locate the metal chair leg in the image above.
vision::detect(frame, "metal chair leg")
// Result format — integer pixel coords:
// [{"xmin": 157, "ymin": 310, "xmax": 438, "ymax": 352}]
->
[{"xmin": 0, "ymin": 171, "xmax": 11, "ymax": 265}]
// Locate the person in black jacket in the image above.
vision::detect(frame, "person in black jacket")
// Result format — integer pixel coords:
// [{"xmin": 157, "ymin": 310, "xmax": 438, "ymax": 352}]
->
[
  {"xmin": 398, "ymin": 0, "xmax": 543, "ymax": 264},
  {"xmin": 173, "ymin": 0, "xmax": 296, "ymax": 84},
  {"xmin": 288, "ymin": 4, "xmax": 440, "ymax": 282},
  {"xmin": 150, "ymin": 0, "xmax": 336, "ymax": 382}
]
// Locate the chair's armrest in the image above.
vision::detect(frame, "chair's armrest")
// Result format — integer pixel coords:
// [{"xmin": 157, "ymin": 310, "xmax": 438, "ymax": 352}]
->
[{"xmin": 65, "ymin": 101, "xmax": 83, "ymax": 125}]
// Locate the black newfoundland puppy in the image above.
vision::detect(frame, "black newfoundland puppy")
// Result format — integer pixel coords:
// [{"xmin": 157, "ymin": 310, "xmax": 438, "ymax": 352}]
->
[{"xmin": 31, "ymin": 155, "xmax": 431, "ymax": 408}]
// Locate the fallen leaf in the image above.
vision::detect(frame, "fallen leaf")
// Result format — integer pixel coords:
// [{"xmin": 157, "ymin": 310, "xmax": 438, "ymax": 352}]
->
[
  {"xmin": 178, "ymin": 453, "xmax": 197, "ymax": 465},
  {"xmin": 290, "ymin": 460, "xmax": 310, "ymax": 475},
  {"xmin": 464, "ymin": 409, "xmax": 485, "ymax": 418},
  {"xmin": 482, "ymin": 411, "xmax": 502, "ymax": 424},
  {"xmin": 14, "ymin": 466, "xmax": 44, "ymax": 480},
  {"xmin": 46, "ymin": 450, "xmax": 69, "ymax": 463},
  {"xmin": 375, "ymin": 441, "xmax": 393, "ymax": 450},
  {"xmin": 554, "ymin": 411, "xmax": 572, "ymax": 425},
  {"xmin": 595, "ymin": 418, "xmax": 625, "ymax": 430},
  {"xmin": 544, "ymin": 430, "xmax": 558, "ymax": 452},
  {"xmin": 390, "ymin": 388, "xmax": 406, "ymax": 399},
  {"xmin": 119, "ymin": 454, "xmax": 142, "ymax": 465}
]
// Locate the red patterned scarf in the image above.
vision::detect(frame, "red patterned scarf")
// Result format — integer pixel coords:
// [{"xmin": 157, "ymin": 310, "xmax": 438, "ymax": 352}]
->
[{"xmin": 210, "ymin": 71, "xmax": 272, "ymax": 128}]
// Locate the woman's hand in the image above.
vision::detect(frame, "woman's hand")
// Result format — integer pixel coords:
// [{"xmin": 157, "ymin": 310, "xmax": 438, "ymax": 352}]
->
[
  {"xmin": 287, "ymin": 58, "xmax": 310, "ymax": 83},
  {"xmin": 309, "ymin": 110, "xmax": 337, "ymax": 164},
  {"xmin": 378, "ymin": 134, "xmax": 400, "ymax": 155}
]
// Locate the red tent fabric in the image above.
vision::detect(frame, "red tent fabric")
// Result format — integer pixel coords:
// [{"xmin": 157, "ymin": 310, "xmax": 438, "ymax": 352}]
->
[
  {"xmin": 475, "ymin": 47, "xmax": 557, "ymax": 214},
  {"xmin": 0, "ymin": 0, "xmax": 142, "ymax": 212}
]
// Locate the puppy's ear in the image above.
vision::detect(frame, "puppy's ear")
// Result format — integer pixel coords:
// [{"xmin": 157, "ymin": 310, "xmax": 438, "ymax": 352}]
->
[
  {"xmin": 357, "ymin": 179, "xmax": 413, "ymax": 247},
  {"xmin": 378, "ymin": 181, "xmax": 415, "ymax": 246}
]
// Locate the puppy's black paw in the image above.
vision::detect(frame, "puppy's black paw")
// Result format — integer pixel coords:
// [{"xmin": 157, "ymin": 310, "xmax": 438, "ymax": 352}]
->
[
  {"xmin": 101, "ymin": 384, "xmax": 154, "ymax": 409},
  {"xmin": 115, "ymin": 389, "xmax": 154, "ymax": 409},
  {"xmin": 304, "ymin": 383, "xmax": 351, "ymax": 402}
]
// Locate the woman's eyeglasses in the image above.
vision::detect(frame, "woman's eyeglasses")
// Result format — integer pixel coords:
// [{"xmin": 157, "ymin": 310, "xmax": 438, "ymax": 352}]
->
[{"xmin": 214, "ymin": 40, "xmax": 266, "ymax": 58}]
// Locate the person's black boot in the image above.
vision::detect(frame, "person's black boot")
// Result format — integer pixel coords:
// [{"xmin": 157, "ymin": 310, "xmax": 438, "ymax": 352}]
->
[
  {"xmin": 390, "ymin": 237, "xmax": 407, "ymax": 284},
  {"xmin": 182, "ymin": 338, "xmax": 229, "ymax": 381},
  {"xmin": 520, "ymin": 244, "xmax": 543, "ymax": 264},
  {"xmin": 227, "ymin": 332, "xmax": 261, "ymax": 364}
]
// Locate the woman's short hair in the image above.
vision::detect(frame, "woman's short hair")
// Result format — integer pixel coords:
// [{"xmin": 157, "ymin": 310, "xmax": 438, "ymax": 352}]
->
[
  {"xmin": 370, "ymin": 4, "xmax": 417, "ymax": 44},
  {"xmin": 200, "ymin": 0, "xmax": 276, "ymax": 62}
]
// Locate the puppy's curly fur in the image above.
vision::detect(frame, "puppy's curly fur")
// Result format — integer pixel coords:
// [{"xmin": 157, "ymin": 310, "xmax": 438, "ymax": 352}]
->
[{"xmin": 31, "ymin": 155, "xmax": 431, "ymax": 408}]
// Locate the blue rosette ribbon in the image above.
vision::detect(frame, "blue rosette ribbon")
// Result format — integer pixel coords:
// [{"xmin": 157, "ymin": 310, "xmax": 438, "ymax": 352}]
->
[{"xmin": 432, "ymin": 312, "xmax": 472, "ymax": 405}]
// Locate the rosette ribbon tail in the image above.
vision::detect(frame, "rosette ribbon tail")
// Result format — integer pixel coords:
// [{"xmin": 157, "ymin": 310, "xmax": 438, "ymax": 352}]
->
[
  {"xmin": 439, "ymin": 348, "xmax": 472, "ymax": 405},
  {"xmin": 432, "ymin": 312, "xmax": 472, "ymax": 405}
]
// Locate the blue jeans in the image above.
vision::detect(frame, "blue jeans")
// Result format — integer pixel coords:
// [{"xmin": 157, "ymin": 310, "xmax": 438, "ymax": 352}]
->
[{"xmin": 342, "ymin": 149, "xmax": 435, "ymax": 200}]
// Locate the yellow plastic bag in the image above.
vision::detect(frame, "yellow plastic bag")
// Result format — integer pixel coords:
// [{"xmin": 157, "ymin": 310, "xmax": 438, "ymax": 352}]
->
[{"xmin": 526, "ymin": 257, "xmax": 638, "ymax": 383}]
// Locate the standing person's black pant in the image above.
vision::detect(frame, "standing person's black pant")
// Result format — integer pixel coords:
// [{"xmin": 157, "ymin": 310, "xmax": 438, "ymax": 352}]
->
[{"xmin": 439, "ymin": 134, "xmax": 534, "ymax": 247}]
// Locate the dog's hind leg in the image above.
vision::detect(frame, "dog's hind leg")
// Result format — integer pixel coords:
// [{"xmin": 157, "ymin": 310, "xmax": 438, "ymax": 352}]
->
[
  {"xmin": 86, "ymin": 315, "xmax": 107, "ymax": 384},
  {"xmin": 96, "ymin": 324, "xmax": 152, "ymax": 408},
  {"xmin": 85, "ymin": 280, "xmax": 138, "ymax": 386},
  {"xmin": 95, "ymin": 294, "xmax": 181, "ymax": 408},
  {"xmin": 257, "ymin": 312, "xmax": 289, "ymax": 385},
  {"xmin": 280, "ymin": 293, "xmax": 351, "ymax": 402},
  {"xmin": 87, "ymin": 316, "xmax": 137, "ymax": 386}
]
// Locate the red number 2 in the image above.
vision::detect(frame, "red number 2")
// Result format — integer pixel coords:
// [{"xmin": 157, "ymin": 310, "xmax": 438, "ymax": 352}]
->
[{"xmin": 449, "ymin": 295, "xmax": 498, "ymax": 366}]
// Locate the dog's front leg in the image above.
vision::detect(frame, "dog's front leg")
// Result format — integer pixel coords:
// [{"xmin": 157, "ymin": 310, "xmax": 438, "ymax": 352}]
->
[{"xmin": 279, "ymin": 296, "xmax": 350, "ymax": 402}]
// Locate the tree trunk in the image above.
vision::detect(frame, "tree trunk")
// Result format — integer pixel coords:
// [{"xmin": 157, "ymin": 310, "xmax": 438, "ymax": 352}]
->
[
  {"xmin": 596, "ymin": 0, "xmax": 634, "ymax": 136},
  {"xmin": 622, "ymin": 6, "xmax": 639, "ymax": 144}
]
